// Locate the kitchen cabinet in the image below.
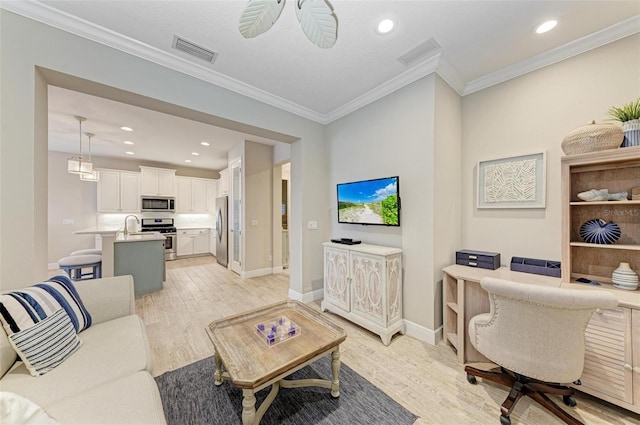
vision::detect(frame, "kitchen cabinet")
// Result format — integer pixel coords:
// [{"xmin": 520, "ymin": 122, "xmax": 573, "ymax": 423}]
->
[
  {"xmin": 218, "ymin": 168, "xmax": 229, "ymax": 196},
  {"xmin": 97, "ymin": 169, "xmax": 140, "ymax": 213},
  {"xmin": 177, "ymin": 228, "xmax": 210, "ymax": 256},
  {"xmin": 321, "ymin": 242, "xmax": 404, "ymax": 346},
  {"xmin": 206, "ymin": 179, "xmax": 218, "ymax": 213},
  {"xmin": 176, "ymin": 177, "xmax": 210, "ymax": 213},
  {"xmin": 140, "ymin": 166, "xmax": 176, "ymax": 196}
]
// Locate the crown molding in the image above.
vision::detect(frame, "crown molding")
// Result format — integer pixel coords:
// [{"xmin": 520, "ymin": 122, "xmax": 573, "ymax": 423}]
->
[
  {"xmin": 463, "ymin": 15, "xmax": 640, "ymax": 96},
  {"xmin": 3, "ymin": 2, "xmax": 637, "ymax": 124},
  {"xmin": 1, "ymin": 1, "xmax": 327, "ymax": 123},
  {"xmin": 322, "ymin": 53, "xmax": 444, "ymax": 124},
  {"xmin": 435, "ymin": 55, "xmax": 465, "ymax": 95}
]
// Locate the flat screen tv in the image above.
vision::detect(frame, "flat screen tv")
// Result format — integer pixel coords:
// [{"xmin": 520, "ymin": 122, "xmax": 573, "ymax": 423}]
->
[{"xmin": 337, "ymin": 176, "xmax": 400, "ymax": 226}]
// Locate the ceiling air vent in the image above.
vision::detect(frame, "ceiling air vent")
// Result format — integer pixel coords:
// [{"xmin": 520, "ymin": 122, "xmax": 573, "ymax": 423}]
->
[
  {"xmin": 172, "ymin": 35, "xmax": 218, "ymax": 64},
  {"xmin": 397, "ymin": 37, "xmax": 442, "ymax": 67}
]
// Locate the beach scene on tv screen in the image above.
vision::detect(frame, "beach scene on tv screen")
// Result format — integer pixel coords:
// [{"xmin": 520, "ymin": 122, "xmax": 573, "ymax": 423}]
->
[{"xmin": 338, "ymin": 177, "xmax": 398, "ymax": 225}]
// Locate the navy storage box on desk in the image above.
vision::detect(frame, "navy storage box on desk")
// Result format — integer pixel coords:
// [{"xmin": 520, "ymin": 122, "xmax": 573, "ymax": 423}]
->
[
  {"xmin": 456, "ymin": 250, "xmax": 500, "ymax": 270},
  {"xmin": 510, "ymin": 257, "xmax": 561, "ymax": 278}
]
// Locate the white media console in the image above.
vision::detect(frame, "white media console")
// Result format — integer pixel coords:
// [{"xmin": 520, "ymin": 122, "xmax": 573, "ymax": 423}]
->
[{"xmin": 321, "ymin": 242, "xmax": 404, "ymax": 345}]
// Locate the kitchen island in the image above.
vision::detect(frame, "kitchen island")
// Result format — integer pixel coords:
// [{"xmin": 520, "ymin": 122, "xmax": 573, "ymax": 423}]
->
[
  {"xmin": 73, "ymin": 227, "xmax": 165, "ymax": 294},
  {"xmin": 114, "ymin": 232, "xmax": 166, "ymax": 294},
  {"xmin": 73, "ymin": 226, "xmax": 120, "ymax": 277}
]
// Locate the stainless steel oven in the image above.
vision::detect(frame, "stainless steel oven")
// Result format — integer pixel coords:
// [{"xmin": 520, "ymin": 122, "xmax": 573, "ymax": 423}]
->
[
  {"xmin": 140, "ymin": 218, "xmax": 177, "ymax": 261},
  {"xmin": 163, "ymin": 233, "xmax": 177, "ymax": 261}
]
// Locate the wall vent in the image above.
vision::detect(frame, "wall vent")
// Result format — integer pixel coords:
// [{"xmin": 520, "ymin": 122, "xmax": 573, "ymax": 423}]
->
[
  {"xmin": 172, "ymin": 35, "xmax": 218, "ymax": 64},
  {"xmin": 397, "ymin": 37, "xmax": 442, "ymax": 67}
]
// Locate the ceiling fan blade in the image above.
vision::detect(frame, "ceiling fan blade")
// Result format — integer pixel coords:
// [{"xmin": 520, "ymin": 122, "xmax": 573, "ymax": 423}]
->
[
  {"xmin": 239, "ymin": 0, "xmax": 286, "ymax": 39},
  {"xmin": 297, "ymin": 0, "xmax": 337, "ymax": 48}
]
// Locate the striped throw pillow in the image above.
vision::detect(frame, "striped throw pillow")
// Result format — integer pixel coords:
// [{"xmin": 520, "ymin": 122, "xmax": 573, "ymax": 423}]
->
[
  {"xmin": 8, "ymin": 309, "xmax": 82, "ymax": 376},
  {"xmin": 0, "ymin": 274, "xmax": 92, "ymax": 336}
]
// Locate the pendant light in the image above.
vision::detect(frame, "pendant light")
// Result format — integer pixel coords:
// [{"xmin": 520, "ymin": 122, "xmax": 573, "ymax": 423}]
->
[
  {"xmin": 80, "ymin": 132, "xmax": 99, "ymax": 182},
  {"xmin": 67, "ymin": 115, "xmax": 93, "ymax": 174}
]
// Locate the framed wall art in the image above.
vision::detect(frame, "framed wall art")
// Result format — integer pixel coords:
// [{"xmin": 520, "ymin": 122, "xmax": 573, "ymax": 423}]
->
[{"xmin": 477, "ymin": 152, "xmax": 546, "ymax": 209}]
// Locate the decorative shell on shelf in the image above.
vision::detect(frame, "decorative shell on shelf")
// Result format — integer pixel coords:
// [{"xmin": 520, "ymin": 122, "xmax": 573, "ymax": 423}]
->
[
  {"xmin": 561, "ymin": 121, "xmax": 623, "ymax": 155},
  {"xmin": 579, "ymin": 219, "xmax": 621, "ymax": 245},
  {"xmin": 577, "ymin": 188, "xmax": 629, "ymax": 201}
]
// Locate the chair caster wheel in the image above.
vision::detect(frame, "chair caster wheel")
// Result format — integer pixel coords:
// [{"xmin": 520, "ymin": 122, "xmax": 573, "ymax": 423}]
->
[
  {"xmin": 500, "ymin": 414, "xmax": 511, "ymax": 425},
  {"xmin": 563, "ymin": 395, "xmax": 577, "ymax": 407},
  {"xmin": 466, "ymin": 373, "xmax": 477, "ymax": 384}
]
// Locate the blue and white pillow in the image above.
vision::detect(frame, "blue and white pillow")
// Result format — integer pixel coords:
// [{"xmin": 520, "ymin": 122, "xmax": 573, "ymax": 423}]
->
[
  {"xmin": 8, "ymin": 309, "xmax": 82, "ymax": 376},
  {"xmin": 0, "ymin": 274, "xmax": 92, "ymax": 336}
]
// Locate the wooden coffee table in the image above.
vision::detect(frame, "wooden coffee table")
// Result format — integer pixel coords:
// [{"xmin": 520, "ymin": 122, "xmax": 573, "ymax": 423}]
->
[{"xmin": 206, "ymin": 300, "xmax": 347, "ymax": 425}]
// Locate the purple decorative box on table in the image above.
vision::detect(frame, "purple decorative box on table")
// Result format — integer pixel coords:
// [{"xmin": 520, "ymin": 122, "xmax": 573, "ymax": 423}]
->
[{"xmin": 255, "ymin": 315, "xmax": 301, "ymax": 347}]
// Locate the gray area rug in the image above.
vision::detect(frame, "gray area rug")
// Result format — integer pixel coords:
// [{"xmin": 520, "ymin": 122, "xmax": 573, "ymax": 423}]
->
[{"xmin": 156, "ymin": 355, "xmax": 418, "ymax": 425}]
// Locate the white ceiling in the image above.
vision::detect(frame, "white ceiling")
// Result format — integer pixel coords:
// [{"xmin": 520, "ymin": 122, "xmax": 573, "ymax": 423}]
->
[
  {"xmin": 4, "ymin": 0, "xmax": 639, "ymax": 170},
  {"xmin": 48, "ymin": 86, "xmax": 277, "ymax": 171}
]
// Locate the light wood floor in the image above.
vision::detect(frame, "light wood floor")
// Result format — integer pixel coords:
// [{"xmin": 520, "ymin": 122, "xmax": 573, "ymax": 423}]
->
[{"xmin": 136, "ymin": 257, "xmax": 639, "ymax": 425}]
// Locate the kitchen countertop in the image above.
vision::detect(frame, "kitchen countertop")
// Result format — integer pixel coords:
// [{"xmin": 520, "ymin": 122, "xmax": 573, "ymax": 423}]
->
[
  {"xmin": 74, "ymin": 226, "xmax": 120, "ymax": 235},
  {"xmin": 176, "ymin": 226, "xmax": 214, "ymax": 230},
  {"xmin": 115, "ymin": 231, "xmax": 165, "ymax": 243}
]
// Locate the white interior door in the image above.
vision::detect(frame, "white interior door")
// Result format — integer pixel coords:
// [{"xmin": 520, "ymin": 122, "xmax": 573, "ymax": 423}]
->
[{"xmin": 230, "ymin": 159, "xmax": 242, "ymax": 275}]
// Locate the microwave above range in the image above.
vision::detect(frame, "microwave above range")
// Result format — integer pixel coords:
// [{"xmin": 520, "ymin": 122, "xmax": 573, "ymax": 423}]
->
[{"xmin": 141, "ymin": 196, "xmax": 175, "ymax": 212}]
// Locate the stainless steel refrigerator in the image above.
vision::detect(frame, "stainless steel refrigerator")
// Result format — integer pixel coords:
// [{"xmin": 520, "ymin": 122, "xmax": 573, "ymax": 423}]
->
[{"xmin": 215, "ymin": 196, "xmax": 228, "ymax": 267}]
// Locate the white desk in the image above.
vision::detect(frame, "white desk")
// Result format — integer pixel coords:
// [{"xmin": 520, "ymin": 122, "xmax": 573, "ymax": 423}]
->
[{"xmin": 442, "ymin": 264, "xmax": 640, "ymax": 414}]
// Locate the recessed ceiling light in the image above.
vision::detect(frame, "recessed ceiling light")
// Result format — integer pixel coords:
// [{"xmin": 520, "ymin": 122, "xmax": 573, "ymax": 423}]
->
[
  {"xmin": 125, "ymin": 151, "xmax": 135, "ymax": 155},
  {"xmin": 192, "ymin": 152, "xmax": 200, "ymax": 156},
  {"xmin": 535, "ymin": 20, "xmax": 557, "ymax": 34},
  {"xmin": 120, "ymin": 126, "xmax": 133, "ymax": 132},
  {"xmin": 185, "ymin": 159, "xmax": 192, "ymax": 163},
  {"xmin": 200, "ymin": 141, "xmax": 210, "ymax": 146},
  {"xmin": 123, "ymin": 141, "xmax": 134, "ymax": 145},
  {"xmin": 376, "ymin": 19, "xmax": 394, "ymax": 35}
]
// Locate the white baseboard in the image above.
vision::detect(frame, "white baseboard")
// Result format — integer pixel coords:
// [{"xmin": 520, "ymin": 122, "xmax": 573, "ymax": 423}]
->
[
  {"xmin": 404, "ymin": 319, "xmax": 443, "ymax": 346},
  {"xmin": 288, "ymin": 288, "xmax": 324, "ymax": 303},
  {"xmin": 243, "ymin": 267, "xmax": 273, "ymax": 279},
  {"xmin": 48, "ymin": 263, "xmax": 59, "ymax": 271},
  {"xmin": 243, "ymin": 266, "xmax": 284, "ymax": 279}
]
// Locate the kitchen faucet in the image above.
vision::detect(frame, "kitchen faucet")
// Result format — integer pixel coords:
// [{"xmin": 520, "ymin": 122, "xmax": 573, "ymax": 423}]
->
[{"xmin": 123, "ymin": 215, "xmax": 140, "ymax": 236}]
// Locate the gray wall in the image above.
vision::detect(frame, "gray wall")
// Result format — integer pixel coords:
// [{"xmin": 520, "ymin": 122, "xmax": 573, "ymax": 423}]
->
[
  {"xmin": 2, "ymin": 8, "xmax": 638, "ymax": 344},
  {"xmin": 48, "ymin": 152, "xmax": 98, "ymax": 263},
  {"xmin": 461, "ymin": 33, "xmax": 640, "ymax": 266},
  {"xmin": 325, "ymin": 74, "xmax": 461, "ymax": 337},
  {"xmin": 244, "ymin": 141, "xmax": 274, "ymax": 273},
  {"xmin": 0, "ymin": 10, "xmax": 327, "ymax": 291}
]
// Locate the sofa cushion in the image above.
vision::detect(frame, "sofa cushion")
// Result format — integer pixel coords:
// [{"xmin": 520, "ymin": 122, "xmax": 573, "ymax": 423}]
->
[
  {"xmin": 8, "ymin": 309, "xmax": 82, "ymax": 377},
  {"xmin": 45, "ymin": 371, "xmax": 166, "ymax": 425},
  {"xmin": 0, "ymin": 275, "xmax": 91, "ymax": 335},
  {"xmin": 0, "ymin": 314, "xmax": 152, "ymax": 407},
  {"xmin": 0, "ymin": 329, "xmax": 17, "ymax": 379},
  {"xmin": 0, "ymin": 391, "xmax": 59, "ymax": 425}
]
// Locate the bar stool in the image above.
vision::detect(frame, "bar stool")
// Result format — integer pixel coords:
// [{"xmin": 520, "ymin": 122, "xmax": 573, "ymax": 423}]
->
[
  {"xmin": 58, "ymin": 254, "xmax": 102, "ymax": 281},
  {"xmin": 70, "ymin": 249, "xmax": 102, "ymax": 256}
]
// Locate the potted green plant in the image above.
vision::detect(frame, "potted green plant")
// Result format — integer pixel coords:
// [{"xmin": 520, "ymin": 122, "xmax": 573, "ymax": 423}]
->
[{"xmin": 608, "ymin": 98, "xmax": 640, "ymax": 147}]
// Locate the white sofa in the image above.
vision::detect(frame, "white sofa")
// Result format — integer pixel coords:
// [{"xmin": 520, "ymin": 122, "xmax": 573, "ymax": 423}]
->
[{"xmin": 0, "ymin": 275, "xmax": 167, "ymax": 424}]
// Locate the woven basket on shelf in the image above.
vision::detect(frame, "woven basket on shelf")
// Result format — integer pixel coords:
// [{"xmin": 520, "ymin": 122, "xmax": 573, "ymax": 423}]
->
[{"xmin": 561, "ymin": 120, "xmax": 623, "ymax": 155}]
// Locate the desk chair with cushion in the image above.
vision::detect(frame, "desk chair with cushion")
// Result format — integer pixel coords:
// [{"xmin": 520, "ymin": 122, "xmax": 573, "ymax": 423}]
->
[{"xmin": 464, "ymin": 277, "xmax": 618, "ymax": 425}]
